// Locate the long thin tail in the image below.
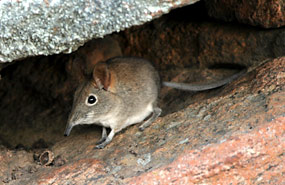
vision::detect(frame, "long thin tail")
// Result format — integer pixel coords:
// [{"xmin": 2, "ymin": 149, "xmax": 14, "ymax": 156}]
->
[{"xmin": 162, "ymin": 69, "xmax": 246, "ymax": 91}]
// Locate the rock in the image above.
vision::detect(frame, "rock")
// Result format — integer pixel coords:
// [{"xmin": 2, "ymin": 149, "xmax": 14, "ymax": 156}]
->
[
  {"xmin": 1, "ymin": 56, "xmax": 283, "ymax": 184},
  {"xmin": 127, "ymin": 118, "xmax": 285, "ymax": 184},
  {"xmin": 0, "ymin": 2, "xmax": 284, "ymax": 150},
  {"xmin": 37, "ymin": 159, "xmax": 110, "ymax": 185},
  {"xmin": 0, "ymin": 0, "xmax": 199, "ymax": 62},
  {"xmin": 205, "ymin": 0, "xmax": 285, "ymax": 28},
  {"xmin": 120, "ymin": 2, "xmax": 285, "ymax": 69},
  {"xmin": 48, "ymin": 58, "xmax": 285, "ymax": 184},
  {"xmin": 0, "ymin": 4, "xmax": 284, "ymax": 183}
]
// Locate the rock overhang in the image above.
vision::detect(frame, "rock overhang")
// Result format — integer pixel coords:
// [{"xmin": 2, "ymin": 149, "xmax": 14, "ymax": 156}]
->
[{"xmin": 0, "ymin": 0, "xmax": 199, "ymax": 62}]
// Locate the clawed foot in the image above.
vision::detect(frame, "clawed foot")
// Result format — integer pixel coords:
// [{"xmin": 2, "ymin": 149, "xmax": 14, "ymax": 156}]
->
[
  {"xmin": 94, "ymin": 143, "xmax": 107, "ymax": 149},
  {"xmin": 96, "ymin": 137, "xmax": 106, "ymax": 145},
  {"xmin": 94, "ymin": 138, "xmax": 111, "ymax": 149},
  {"xmin": 139, "ymin": 126, "xmax": 145, "ymax": 131}
]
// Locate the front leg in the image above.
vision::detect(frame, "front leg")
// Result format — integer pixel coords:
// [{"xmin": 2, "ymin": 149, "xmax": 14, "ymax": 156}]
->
[
  {"xmin": 96, "ymin": 127, "xmax": 107, "ymax": 145},
  {"xmin": 94, "ymin": 128, "xmax": 115, "ymax": 149}
]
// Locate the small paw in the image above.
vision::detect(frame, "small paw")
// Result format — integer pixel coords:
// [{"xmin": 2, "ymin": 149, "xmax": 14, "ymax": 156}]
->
[
  {"xmin": 94, "ymin": 139, "xmax": 111, "ymax": 149},
  {"xmin": 94, "ymin": 143, "xmax": 106, "ymax": 149},
  {"xmin": 96, "ymin": 138, "xmax": 106, "ymax": 145},
  {"xmin": 139, "ymin": 126, "xmax": 145, "ymax": 131}
]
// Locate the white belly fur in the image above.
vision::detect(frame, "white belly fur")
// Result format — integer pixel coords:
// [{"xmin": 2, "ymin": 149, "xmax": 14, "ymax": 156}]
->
[
  {"xmin": 125, "ymin": 103, "xmax": 153, "ymax": 127},
  {"xmin": 97, "ymin": 103, "xmax": 154, "ymax": 129}
]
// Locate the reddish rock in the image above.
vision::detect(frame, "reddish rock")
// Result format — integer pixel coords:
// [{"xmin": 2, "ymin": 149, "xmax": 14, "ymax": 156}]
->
[
  {"xmin": 120, "ymin": 4, "xmax": 285, "ymax": 69},
  {"xmin": 0, "ymin": 5, "xmax": 284, "ymax": 184},
  {"xmin": 126, "ymin": 117, "xmax": 285, "ymax": 184},
  {"xmin": 205, "ymin": 0, "xmax": 285, "ymax": 28},
  {"xmin": 37, "ymin": 159, "xmax": 108, "ymax": 185},
  {"xmin": 0, "ymin": 4, "xmax": 284, "ymax": 148},
  {"xmin": 0, "ymin": 56, "xmax": 282, "ymax": 185}
]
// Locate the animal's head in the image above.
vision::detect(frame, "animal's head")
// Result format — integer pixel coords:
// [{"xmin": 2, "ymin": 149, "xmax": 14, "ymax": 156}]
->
[{"xmin": 64, "ymin": 62, "xmax": 117, "ymax": 136}]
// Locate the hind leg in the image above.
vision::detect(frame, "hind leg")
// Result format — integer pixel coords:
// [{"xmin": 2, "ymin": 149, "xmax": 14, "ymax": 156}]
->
[{"xmin": 139, "ymin": 107, "xmax": 161, "ymax": 131}]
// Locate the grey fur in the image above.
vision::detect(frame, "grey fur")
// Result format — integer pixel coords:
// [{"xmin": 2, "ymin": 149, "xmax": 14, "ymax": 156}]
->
[
  {"xmin": 65, "ymin": 57, "xmax": 245, "ymax": 149},
  {"xmin": 163, "ymin": 69, "xmax": 246, "ymax": 91},
  {"xmin": 65, "ymin": 57, "xmax": 161, "ymax": 149}
]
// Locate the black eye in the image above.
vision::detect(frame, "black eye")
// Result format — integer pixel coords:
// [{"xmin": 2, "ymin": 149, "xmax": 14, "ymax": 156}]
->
[{"xmin": 86, "ymin": 94, "xmax": 97, "ymax": 105}]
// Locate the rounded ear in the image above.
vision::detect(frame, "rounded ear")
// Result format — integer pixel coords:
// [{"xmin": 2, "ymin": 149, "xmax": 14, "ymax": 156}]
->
[{"xmin": 92, "ymin": 62, "xmax": 111, "ymax": 90}]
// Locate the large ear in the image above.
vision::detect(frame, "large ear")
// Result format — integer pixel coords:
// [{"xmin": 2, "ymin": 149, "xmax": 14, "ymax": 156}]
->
[{"xmin": 92, "ymin": 62, "xmax": 111, "ymax": 90}]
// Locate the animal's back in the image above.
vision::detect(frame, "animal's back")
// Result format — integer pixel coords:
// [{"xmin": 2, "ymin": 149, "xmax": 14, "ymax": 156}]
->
[
  {"xmin": 107, "ymin": 57, "xmax": 160, "ymax": 120},
  {"xmin": 107, "ymin": 57, "xmax": 160, "ymax": 97}
]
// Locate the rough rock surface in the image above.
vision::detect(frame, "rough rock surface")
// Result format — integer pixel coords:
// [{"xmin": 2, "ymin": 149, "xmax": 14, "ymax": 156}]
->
[
  {"xmin": 128, "ymin": 118, "xmax": 285, "ymax": 184},
  {"xmin": 205, "ymin": 0, "xmax": 285, "ymax": 28},
  {"xmin": 0, "ymin": 3, "xmax": 284, "ymax": 184},
  {"xmin": 1, "ymin": 56, "xmax": 284, "ymax": 185},
  {"xmin": 0, "ymin": 0, "xmax": 199, "ymax": 62},
  {"xmin": 121, "ymin": 23, "xmax": 285, "ymax": 69},
  {"xmin": 119, "ymin": 6, "xmax": 285, "ymax": 69},
  {"xmin": 0, "ymin": 0, "xmax": 283, "ymax": 63},
  {"xmin": 1, "ymin": 3, "xmax": 284, "ymax": 148}
]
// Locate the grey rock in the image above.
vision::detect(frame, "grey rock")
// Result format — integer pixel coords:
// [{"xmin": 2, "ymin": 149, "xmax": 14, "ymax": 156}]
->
[
  {"xmin": 0, "ymin": 0, "xmax": 199, "ymax": 62},
  {"xmin": 178, "ymin": 138, "xmax": 189, "ymax": 145},
  {"xmin": 137, "ymin": 153, "xmax": 151, "ymax": 166}
]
